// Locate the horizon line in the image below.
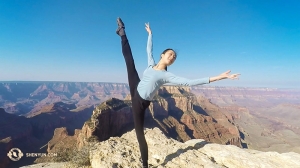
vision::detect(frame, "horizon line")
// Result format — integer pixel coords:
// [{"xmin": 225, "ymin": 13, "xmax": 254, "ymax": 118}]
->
[{"xmin": 0, "ymin": 80, "xmax": 299, "ymax": 90}]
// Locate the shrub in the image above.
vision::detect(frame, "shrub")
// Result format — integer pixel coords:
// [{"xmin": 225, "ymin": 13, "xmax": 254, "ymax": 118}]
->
[{"xmin": 52, "ymin": 143, "xmax": 96, "ymax": 168}]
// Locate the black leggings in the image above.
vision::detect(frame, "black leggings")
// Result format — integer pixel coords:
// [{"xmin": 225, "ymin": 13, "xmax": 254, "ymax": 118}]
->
[{"xmin": 120, "ymin": 35, "xmax": 151, "ymax": 166}]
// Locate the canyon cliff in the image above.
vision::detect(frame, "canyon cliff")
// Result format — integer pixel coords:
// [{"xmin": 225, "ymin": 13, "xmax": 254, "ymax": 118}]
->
[
  {"xmin": 191, "ymin": 86, "xmax": 300, "ymax": 154},
  {"xmin": 0, "ymin": 103, "xmax": 94, "ymax": 168},
  {"xmin": 3, "ymin": 83, "xmax": 300, "ymax": 167},
  {"xmin": 37, "ymin": 86, "xmax": 242, "ymax": 167},
  {"xmin": 77, "ymin": 86, "xmax": 241, "ymax": 150}
]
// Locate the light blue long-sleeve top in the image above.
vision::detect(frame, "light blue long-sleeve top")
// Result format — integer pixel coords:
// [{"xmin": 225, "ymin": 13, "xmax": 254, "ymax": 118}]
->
[{"xmin": 137, "ymin": 34, "xmax": 210, "ymax": 101}]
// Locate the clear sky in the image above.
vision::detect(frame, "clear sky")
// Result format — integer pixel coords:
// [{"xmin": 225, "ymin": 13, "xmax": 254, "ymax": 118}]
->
[{"xmin": 1, "ymin": 0, "xmax": 299, "ymax": 89}]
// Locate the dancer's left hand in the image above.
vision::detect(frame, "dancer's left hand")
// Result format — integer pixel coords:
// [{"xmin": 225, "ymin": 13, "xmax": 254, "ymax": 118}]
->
[
  {"xmin": 145, "ymin": 22, "xmax": 152, "ymax": 34},
  {"xmin": 220, "ymin": 70, "xmax": 241, "ymax": 80}
]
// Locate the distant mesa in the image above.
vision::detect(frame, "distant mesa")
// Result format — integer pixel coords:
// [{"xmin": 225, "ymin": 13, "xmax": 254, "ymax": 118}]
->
[{"xmin": 0, "ymin": 82, "xmax": 129, "ymax": 115}]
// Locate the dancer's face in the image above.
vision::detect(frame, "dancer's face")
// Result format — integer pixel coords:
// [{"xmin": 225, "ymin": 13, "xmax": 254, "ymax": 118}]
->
[{"xmin": 161, "ymin": 50, "xmax": 176, "ymax": 66}]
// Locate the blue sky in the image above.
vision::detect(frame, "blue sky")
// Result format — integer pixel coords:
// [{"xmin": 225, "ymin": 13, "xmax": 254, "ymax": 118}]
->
[{"xmin": 0, "ymin": 0, "xmax": 299, "ymax": 88}]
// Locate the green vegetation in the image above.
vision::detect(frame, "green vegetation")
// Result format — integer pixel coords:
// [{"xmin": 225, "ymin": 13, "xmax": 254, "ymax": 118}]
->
[
  {"xmin": 52, "ymin": 143, "xmax": 96, "ymax": 168},
  {"xmin": 95, "ymin": 98, "xmax": 132, "ymax": 112},
  {"xmin": 87, "ymin": 135, "xmax": 99, "ymax": 142},
  {"xmin": 52, "ymin": 147, "xmax": 75, "ymax": 163},
  {"xmin": 85, "ymin": 119, "xmax": 94, "ymax": 128}
]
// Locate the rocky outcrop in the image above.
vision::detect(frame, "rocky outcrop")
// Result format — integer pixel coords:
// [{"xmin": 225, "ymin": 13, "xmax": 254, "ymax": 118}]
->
[
  {"xmin": 77, "ymin": 98, "xmax": 133, "ymax": 149},
  {"xmin": 88, "ymin": 128, "xmax": 300, "ymax": 168},
  {"xmin": 34, "ymin": 127, "xmax": 81, "ymax": 164},
  {"xmin": 78, "ymin": 86, "xmax": 242, "ymax": 149},
  {"xmin": 46, "ymin": 127, "xmax": 80, "ymax": 153},
  {"xmin": 18, "ymin": 127, "xmax": 300, "ymax": 168}
]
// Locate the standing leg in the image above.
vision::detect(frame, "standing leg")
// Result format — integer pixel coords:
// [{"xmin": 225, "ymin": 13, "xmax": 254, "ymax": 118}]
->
[{"xmin": 132, "ymin": 93, "xmax": 151, "ymax": 168}]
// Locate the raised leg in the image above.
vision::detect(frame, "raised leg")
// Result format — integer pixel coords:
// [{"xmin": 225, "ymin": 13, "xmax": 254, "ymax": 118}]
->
[{"xmin": 117, "ymin": 17, "xmax": 140, "ymax": 96}]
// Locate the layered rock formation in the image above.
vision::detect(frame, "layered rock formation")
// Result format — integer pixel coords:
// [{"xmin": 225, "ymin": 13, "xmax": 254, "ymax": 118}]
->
[
  {"xmin": 26, "ymin": 102, "xmax": 94, "ymax": 139},
  {"xmin": 41, "ymin": 86, "xmax": 241, "ymax": 167},
  {"xmin": 191, "ymin": 86, "xmax": 300, "ymax": 154},
  {"xmin": 77, "ymin": 86, "xmax": 241, "ymax": 150},
  {"xmin": 19, "ymin": 128, "xmax": 300, "ymax": 168},
  {"xmin": 0, "ymin": 82, "xmax": 129, "ymax": 115},
  {"xmin": 12, "ymin": 85, "xmax": 300, "ymax": 167},
  {"xmin": 191, "ymin": 86, "xmax": 300, "ymax": 108}
]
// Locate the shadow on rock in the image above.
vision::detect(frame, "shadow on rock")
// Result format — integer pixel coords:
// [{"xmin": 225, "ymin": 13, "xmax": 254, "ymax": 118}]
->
[{"xmin": 160, "ymin": 140, "xmax": 209, "ymax": 167}]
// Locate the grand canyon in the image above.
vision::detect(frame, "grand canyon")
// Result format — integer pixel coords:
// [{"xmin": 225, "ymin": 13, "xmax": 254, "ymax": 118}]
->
[{"xmin": 1, "ymin": 82, "xmax": 300, "ymax": 168}]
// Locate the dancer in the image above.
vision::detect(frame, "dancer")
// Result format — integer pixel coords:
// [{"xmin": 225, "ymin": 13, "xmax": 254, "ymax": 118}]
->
[{"xmin": 116, "ymin": 17, "xmax": 240, "ymax": 168}]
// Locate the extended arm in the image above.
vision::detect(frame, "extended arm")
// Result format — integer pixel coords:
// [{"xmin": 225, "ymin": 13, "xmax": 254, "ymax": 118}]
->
[
  {"xmin": 209, "ymin": 70, "xmax": 240, "ymax": 82},
  {"xmin": 164, "ymin": 72, "xmax": 210, "ymax": 86},
  {"xmin": 145, "ymin": 23, "xmax": 155, "ymax": 66},
  {"xmin": 164, "ymin": 70, "xmax": 240, "ymax": 86}
]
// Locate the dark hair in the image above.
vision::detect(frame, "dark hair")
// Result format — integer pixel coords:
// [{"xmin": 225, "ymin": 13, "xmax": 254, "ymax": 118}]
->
[{"xmin": 160, "ymin": 48, "xmax": 177, "ymax": 71}]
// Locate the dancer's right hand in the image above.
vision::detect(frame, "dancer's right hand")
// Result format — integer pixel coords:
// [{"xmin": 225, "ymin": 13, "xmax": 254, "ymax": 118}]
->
[{"xmin": 145, "ymin": 22, "xmax": 152, "ymax": 34}]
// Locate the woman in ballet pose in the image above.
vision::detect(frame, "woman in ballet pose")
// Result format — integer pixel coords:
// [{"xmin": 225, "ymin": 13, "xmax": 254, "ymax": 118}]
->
[{"xmin": 116, "ymin": 17, "xmax": 240, "ymax": 168}]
